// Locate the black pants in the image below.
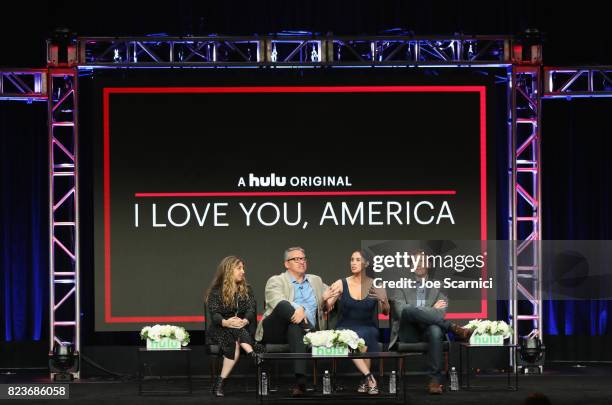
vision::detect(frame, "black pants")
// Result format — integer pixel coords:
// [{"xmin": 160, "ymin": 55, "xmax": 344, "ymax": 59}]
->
[
  {"xmin": 262, "ymin": 300, "xmax": 315, "ymax": 377},
  {"xmin": 399, "ymin": 305, "xmax": 450, "ymax": 382}
]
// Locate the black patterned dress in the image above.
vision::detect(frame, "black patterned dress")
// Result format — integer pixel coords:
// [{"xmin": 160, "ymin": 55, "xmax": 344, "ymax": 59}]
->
[{"xmin": 206, "ymin": 286, "xmax": 263, "ymax": 359}]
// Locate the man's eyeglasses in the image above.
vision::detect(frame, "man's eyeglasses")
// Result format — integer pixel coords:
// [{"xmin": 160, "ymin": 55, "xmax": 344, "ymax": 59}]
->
[{"xmin": 287, "ymin": 257, "xmax": 307, "ymax": 263}]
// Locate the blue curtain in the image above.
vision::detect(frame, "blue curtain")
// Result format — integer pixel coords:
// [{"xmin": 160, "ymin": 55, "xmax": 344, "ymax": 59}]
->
[
  {"xmin": 0, "ymin": 102, "xmax": 48, "ymax": 342},
  {"xmin": 542, "ymin": 99, "xmax": 612, "ymax": 337}
]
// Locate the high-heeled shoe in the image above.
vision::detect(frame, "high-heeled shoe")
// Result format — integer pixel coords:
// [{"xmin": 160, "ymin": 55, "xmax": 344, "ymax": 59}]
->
[
  {"xmin": 212, "ymin": 376, "xmax": 225, "ymax": 397},
  {"xmin": 357, "ymin": 374, "xmax": 368, "ymax": 393},
  {"xmin": 366, "ymin": 373, "xmax": 379, "ymax": 395},
  {"xmin": 248, "ymin": 351, "xmax": 262, "ymax": 365}
]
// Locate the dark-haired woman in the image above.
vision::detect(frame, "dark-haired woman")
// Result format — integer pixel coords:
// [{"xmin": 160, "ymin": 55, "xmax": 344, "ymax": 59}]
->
[{"xmin": 322, "ymin": 251, "xmax": 390, "ymax": 395}]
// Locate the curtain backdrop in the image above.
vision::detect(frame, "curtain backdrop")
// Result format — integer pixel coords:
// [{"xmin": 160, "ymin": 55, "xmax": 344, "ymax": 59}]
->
[{"xmin": 0, "ymin": 102, "xmax": 48, "ymax": 342}]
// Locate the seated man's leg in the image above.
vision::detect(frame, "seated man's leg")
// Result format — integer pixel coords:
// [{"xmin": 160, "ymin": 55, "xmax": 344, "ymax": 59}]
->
[
  {"xmin": 423, "ymin": 325, "xmax": 445, "ymax": 384},
  {"xmin": 262, "ymin": 300, "xmax": 307, "ymax": 381},
  {"xmin": 401, "ymin": 305, "xmax": 452, "ymax": 331},
  {"xmin": 287, "ymin": 323, "xmax": 308, "ymax": 377},
  {"xmin": 262, "ymin": 300, "xmax": 295, "ymax": 343},
  {"xmin": 398, "ymin": 308, "xmax": 422, "ymax": 344}
]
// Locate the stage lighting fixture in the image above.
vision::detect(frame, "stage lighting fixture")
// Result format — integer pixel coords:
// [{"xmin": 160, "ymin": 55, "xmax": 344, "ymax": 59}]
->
[
  {"xmin": 518, "ymin": 335, "xmax": 545, "ymax": 374},
  {"xmin": 49, "ymin": 343, "xmax": 79, "ymax": 381},
  {"xmin": 48, "ymin": 27, "xmax": 77, "ymax": 65},
  {"xmin": 515, "ymin": 28, "xmax": 544, "ymax": 64}
]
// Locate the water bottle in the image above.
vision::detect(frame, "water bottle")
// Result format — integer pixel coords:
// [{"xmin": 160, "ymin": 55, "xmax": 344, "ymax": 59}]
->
[
  {"xmin": 389, "ymin": 370, "xmax": 397, "ymax": 394},
  {"xmin": 260, "ymin": 371, "xmax": 268, "ymax": 396},
  {"xmin": 323, "ymin": 370, "xmax": 331, "ymax": 395},
  {"xmin": 450, "ymin": 366, "xmax": 459, "ymax": 391}
]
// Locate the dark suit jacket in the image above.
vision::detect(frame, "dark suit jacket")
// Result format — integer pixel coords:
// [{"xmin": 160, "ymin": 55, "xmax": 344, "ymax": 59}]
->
[{"xmin": 387, "ymin": 277, "xmax": 448, "ymax": 349}]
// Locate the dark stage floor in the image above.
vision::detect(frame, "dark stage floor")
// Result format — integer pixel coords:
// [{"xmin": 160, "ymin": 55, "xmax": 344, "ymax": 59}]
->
[{"xmin": 2, "ymin": 364, "xmax": 611, "ymax": 405}]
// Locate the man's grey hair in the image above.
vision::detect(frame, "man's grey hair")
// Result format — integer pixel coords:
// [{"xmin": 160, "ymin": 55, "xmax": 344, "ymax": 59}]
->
[{"xmin": 284, "ymin": 246, "xmax": 305, "ymax": 261}]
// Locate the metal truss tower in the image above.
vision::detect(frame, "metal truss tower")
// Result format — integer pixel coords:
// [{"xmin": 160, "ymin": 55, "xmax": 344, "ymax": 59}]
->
[
  {"xmin": 1, "ymin": 35, "xmax": 81, "ymax": 377},
  {"xmin": 47, "ymin": 65, "xmax": 80, "ymax": 378},
  {"xmin": 509, "ymin": 62, "xmax": 543, "ymax": 362}
]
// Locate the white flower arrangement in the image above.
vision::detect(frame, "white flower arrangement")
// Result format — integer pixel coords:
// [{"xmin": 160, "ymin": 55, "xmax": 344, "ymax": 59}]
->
[
  {"xmin": 303, "ymin": 329, "xmax": 366, "ymax": 352},
  {"xmin": 464, "ymin": 319, "xmax": 512, "ymax": 339},
  {"xmin": 140, "ymin": 324, "xmax": 190, "ymax": 346}
]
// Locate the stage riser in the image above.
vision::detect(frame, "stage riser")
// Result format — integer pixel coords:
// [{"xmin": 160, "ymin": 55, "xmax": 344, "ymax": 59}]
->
[
  {"xmin": 545, "ymin": 336, "xmax": 612, "ymax": 362},
  {"xmin": 80, "ymin": 344, "xmax": 510, "ymax": 378},
  {"xmin": 4, "ymin": 338, "xmax": 611, "ymax": 375},
  {"xmin": 0, "ymin": 341, "xmax": 48, "ymax": 370}
]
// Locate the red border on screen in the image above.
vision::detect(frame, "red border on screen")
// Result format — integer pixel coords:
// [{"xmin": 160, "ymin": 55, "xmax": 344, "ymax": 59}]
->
[{"xmin": 102, "ymin": 86, "xmax": 488, "ymax": 323}]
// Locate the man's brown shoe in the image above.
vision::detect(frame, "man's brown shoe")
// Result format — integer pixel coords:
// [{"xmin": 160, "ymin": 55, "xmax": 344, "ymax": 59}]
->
[
  {"xmin": 450, "ymin": 323, "xmax": 473, "ymax": 341},
  {"xmin": 290, "ymin": 384, "xmax": 306, "ymax": 396},
  {"xmin": 428, "ymin": 382, "xmax": 443, "ymax": 395}
]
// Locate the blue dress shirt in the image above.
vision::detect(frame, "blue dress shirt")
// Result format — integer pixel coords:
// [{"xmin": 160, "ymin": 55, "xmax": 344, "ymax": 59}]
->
[{"xmin": 289, "ymin": 272, "xmax": 317, "ymax": 327}]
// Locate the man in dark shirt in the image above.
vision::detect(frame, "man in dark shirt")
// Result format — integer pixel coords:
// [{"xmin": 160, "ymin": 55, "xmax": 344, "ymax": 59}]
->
[{"xmin": 388, "ymin": 251, "xmax": 472, "ymax": 394}]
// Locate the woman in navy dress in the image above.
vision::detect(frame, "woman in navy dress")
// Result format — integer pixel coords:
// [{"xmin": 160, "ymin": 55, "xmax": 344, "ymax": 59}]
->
[{"xmin": 322, "ymin": 251, "xmax": 390, "ymax": 395}]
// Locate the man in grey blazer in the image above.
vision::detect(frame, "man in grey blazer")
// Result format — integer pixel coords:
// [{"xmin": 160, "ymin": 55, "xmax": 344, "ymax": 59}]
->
[
  {"xmin": 256, "ymin": 247, "xmax": 328, "ymax": 396},
  {"xmin": 388, "ymin": 252, "xmax": 472, "ymax": 394}
]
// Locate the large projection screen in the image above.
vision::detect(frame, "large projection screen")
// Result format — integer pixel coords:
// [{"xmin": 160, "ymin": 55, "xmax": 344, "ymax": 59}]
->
[{"xmin": 89, "ymin": 71, "xmax": 498, "ymax": 331}]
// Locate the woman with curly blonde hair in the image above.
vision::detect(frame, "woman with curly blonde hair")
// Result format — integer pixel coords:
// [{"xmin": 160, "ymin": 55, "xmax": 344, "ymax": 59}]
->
[{"xmin": 206, "ymin": 256, "xmax": 262, "ymax": 396}]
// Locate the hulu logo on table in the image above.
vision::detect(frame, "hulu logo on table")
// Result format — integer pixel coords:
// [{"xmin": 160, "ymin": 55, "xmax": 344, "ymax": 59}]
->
[
  {"xmin": 469, "ymin": 334, "xmax": 503, "ymax": 346},
  {"xmin": 146, "ymin": 337, "xmax": 181, "ymax": 350},
  {"xmin": 312, "ymin": 346, "xmax": 349, "ymax": 356}
]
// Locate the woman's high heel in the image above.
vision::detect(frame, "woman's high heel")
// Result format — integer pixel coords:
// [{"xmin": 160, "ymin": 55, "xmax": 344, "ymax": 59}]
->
[
  {"xmin": 366, "ymin": 373, "xmax": 379, "ymax": 395},
  {"xmin": 212, "ymin": 376, "xmax": 225, "ymax": 397}
]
